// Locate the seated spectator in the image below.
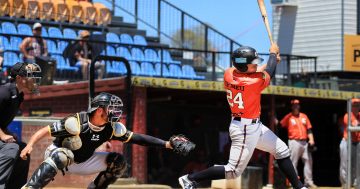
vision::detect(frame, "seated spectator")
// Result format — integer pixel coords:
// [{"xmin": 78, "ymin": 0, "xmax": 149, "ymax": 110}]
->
[
  {"xmin": 19, "ymin": 23, "xmax": 48, "ymax": 63},
  {"xmin": 74, "ymin": 30, "xmax": 105, "ymax": 80}
]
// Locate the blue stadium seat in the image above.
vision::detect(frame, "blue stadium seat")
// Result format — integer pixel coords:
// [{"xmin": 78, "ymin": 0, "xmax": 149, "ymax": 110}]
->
[
  {"xmin": 10, "ymin": 37, "xmax": 22, "ymax": 51},
  {"xmin": 129, "ymin": 61, "xmax": 141, "ymax": 75},
  {"xmin": 141, "ymin": 62, "xmax": 157, "ymax": 76},
  {"xmin": 17, "ymin": 24, "xmax": 32, "ymax": 36},
  {"xmin": 161, "ymin": 50, "xmax": 181, "ymax": 64},
  {"xmin": 41, "ymin": 27, "xmax": 48, "ymax": 37},
  {"xmin": 0, "ymin": 36, "xmax": 10, "ymax": 51},
  {"xmin": 93, "ymin": 31, "xmax": 102, "ymax": 35},
  {"xmin": 168, "ymin": 64, "xmax": 183, "ymax": 78},
  {"xmin": 1, "ymin": 22, "xmax": 17, "ymax": 34},
  {"xmin": 47, "ymin": 40, "xmax": 58, "ymax": 54},
  {"xmin": 106, "ymin": 61, "xmax": 127, "ymax": 75},
  {"xmin": 117, "ymin": 47, "xmax": 132, "ymax": 60},
  {"xmin": 120, "ymin": 33, "xmax": 133, "ymax": 44},
  {"xmin": 3, "ymin": 52, "xmax": 19, "ymax": 67},
  {"xmin": 106, "ymin": 32, "xmax": 120, "ymax": 43},
  {"xmin": 63, "ymin": 28, "xmax": 77, "ymax": 39},
  {"xmin": 51, "ymin": 55, "xmax": 78, "ymax": 72},
  {"xmin": 106, "ymin": 45, "xmax": 116, "ymax": 56},
  {"xmin": 0, "ymin": 26, "xmax": 2, "ymax": 33},
  {"xmin": 48, "ymin": 27, "xmax": 63, "ymax": 38},
  {"xmin": 144, "ymin": 49, "xmax": 160, "ymax": 62},
  {"xmin": 133, "ymin": 35, "xmax": 147, "ymax": 46},
  {"xmin": 182, "ymin": 65, "xmax": 205, "ymax": 80},
  {"xmin": 57, "ymin": 41, "xmax": 68, "ymax": 54},
  {"xmin": 131, "ymin": 48, "xmax": 145, "ymax": 61},
  {"xmin": 154, "ymin": 63, "xmax": 170, "ymax": 77}
]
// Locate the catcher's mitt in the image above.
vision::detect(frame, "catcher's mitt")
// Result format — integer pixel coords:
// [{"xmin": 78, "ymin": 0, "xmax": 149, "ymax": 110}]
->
[{"xmin": 169, "ymin": 134, "xmax": 195, "ymax": 156}]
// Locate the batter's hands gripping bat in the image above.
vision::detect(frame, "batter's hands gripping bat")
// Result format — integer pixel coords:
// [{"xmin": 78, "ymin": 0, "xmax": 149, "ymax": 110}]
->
[{"xmin": 257, "ymin": 0, "xmax": 274, "ymax": 44}]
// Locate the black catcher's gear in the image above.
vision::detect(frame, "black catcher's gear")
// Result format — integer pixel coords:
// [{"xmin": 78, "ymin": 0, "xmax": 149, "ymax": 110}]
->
[
  {"xmin": 88, "ymin": 92, "xmax": 123, "ymax": 124},
  {"xmin": 231, "ymin": 46, "xmax": 263, "ymax": 72}
]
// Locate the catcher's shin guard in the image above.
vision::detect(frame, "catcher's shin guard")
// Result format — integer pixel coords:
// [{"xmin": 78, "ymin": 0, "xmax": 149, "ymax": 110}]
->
[
  {"xmin": 91, "ymin": 152, "xmax": 127, "ymax": 189},
  {"xmin": 21, "ymin": 159, "xmax": 57, "ymax": 189}
]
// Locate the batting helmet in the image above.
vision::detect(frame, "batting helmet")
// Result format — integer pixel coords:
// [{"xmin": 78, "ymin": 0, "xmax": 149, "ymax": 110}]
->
[
  {"xmin": 231, "ymin": 46, "xmax": 263, "ymax": 72},
  {"xmin": 88, "ymin": 92, "xmax": 123, "ymax": 123}
]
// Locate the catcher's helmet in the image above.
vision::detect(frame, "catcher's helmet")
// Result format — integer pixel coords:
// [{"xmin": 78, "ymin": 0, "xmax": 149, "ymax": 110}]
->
[
  {"xmin": 88, "ymin": 92, "xmax": 123, "ymax": 123},
  {"xmin": 231, "ymin": 46, "xmax": 263, "ymax": 72}
]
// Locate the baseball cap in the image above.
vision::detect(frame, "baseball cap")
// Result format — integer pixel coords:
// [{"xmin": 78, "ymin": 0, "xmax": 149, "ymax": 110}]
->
[
  {"xmin": 291, "ymin": 99, "xmax": 300, "ymax": 105},
  {"xmin": 10, "ymin": 62, "xmax": 28, "ymax": 78},
  {"xmin": 33, "ymin": 23, "xmax": 42, "ymax": 30},
  {"xmin": 79, "ymin": 30, "xmax": 90, "ymax": 39}
]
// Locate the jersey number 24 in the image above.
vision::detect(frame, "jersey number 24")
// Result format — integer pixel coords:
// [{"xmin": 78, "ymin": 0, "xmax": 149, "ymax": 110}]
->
[{"xmin": 226, "ymin": 89, "xmax": 244, "ymax": 109}]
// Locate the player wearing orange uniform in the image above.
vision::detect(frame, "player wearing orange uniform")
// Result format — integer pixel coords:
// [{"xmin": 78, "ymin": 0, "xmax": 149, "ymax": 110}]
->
[
  {"xmin": 280, "ymin": 99, "xmax": 317, "ymax": 188},
  {"xmin": 339, "ymin": 99, "xmax": 360, "ymax": 188},
  {"xmin": 178, "ymin": 44, "xmax": 307, "ymax": 189}
]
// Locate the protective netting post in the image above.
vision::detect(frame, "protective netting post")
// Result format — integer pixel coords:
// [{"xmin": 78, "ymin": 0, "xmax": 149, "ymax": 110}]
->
[{"xmin": 346, "ymin": 99, "xmax": 352, "ymax": 189}]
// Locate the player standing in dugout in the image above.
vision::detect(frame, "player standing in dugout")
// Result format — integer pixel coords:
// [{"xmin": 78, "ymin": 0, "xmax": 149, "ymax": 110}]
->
[{"xmin": 178, "ymin": 43, "xmax": 308, "ymax": 189}]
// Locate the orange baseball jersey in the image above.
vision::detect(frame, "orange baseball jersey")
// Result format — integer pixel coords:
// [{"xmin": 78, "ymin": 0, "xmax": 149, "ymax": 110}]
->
[
  {"xmin": 280, "ymin": 113, "xmax": 312, "ymax": 140},
  {"xmin": 224, "ymin": 67, "xmax": 270, "ymax": 119},
  {"xmin": 342, "ymin": 112, "xmax": 360, "ymax": 142}
]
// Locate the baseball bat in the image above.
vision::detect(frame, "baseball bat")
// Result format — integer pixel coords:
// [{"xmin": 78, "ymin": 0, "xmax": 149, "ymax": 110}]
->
[{"xmin": 257, "ymin": 0, "xmax": 274, "ymax": 44}]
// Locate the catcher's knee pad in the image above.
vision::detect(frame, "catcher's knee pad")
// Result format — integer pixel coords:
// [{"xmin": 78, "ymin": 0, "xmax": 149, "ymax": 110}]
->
[
  {"xmin": 49, "ymin": 147, "xmax": 74, "ymax": 170},
  {"xmin": 92, "ymin": 152, "xmax": 127, "ymax": 189}
]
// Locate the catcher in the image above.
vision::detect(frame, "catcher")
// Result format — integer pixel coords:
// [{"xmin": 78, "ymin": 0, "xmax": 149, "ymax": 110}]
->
[{"xmin": 20, "ymin": 92, "xmax": 195, "ymax": 189}]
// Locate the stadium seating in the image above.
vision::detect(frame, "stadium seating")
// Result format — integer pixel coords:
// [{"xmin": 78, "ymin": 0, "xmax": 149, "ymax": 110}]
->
[
  {"xmin": 57, "ymin": 41, "xmax": 68, "ymax": 54},
  {"xmin": 0, "ymin": 36, "xmax": 10, "ymax": 51},
  {"xmin": 131, "ymin": 48, "xmax": 145, "ymax": 61},
  {"xmin": 10, "ymin": 37, "xmax": 22, "ymax": 51},
  {"xmin": 106, "ymin": 45, "xmax": 116, "ymax": 56},
  {"xmin": 155, "ymin": 63, "xmax": 170, "ymax": 77},
  {"xmin": 0, "ymin": 0, "xmax": 9, "ymax": 16},
  {"xmin": 47, "ymin": 40, "xmax": 58, "ymax": 54},
  {"xmin": 106, "ymin": 32, "xmax": 120, "ymax": 43},
  {"xmin": 144, "ymin": 49, "xmax": 160, "ymax": 62},
  {"xmin": 168, "ymin": 64, "xmax": 183, "ymax": 78},
  {"xmin": 182, "ymin": 65, "xmax": 205, "ymax": 80},
  {"xmin": 63, "ymin": 28, "xmax": 77, "ymax": 39},
  {"xmin": 117, "ymin": 47, "xmax": 132, "ymax": 60},
  {"xmin": 129, "ymin": 61, "xmax": 141, "ymax": 75},
  {"xmin": 66, "ymin": 0, "xmax": 83, "ymax": 23},
  {"xmin": 48, "ymin": 27, "xmax": 63, "ymax": 38},
  {"xmin": 51, "ymin": 54, "xmax": 78, "ymax": 72},
  {"xmin": 106, "ymin": 61, "xmax": 127, "ymax": 75},
  {"xmin": 79, "ymin": 1, "xmax": 96, "ymax": 25},
  {"xmin": 141, "ymin": 62, "xmax": 157, "ymax": 76},
  {"xmin": 3, "ymin": 52, "xmax": 20, "ymax": 67},
  {"xmin": 52, "ymin": 0, "xmax": 69, "ymax": 22},
  {"xmin": 38, "ymin": 0, "xmax": 53, "ymax": 21},
  {"xmin": 133, "ymin": 35, "xmax": 147, "ymax": 46},
  {"xmin": 93, "ymin": 3, "xmax": 111, "ymax": 26},
  {"xmin": 161, "ymin": 50, "xmax": 181, "ymax": 64},
  {"xmin": 17, "ymin": 24, "xmax": 32, "ymax": 36},
  {"xmin": 41, "ymin": 27, "xmax": 48, "ymax": 37},
  {"xmin": 24, "ymin": 0, "xmax": 39, "ymax": 19},
  {"xmin": 2, "ymin": 22, "xmax": 17, "ymax": 34},
  {"xmin": 9, "ymin": 0, "xmax": 25, "ymax": 18},
  {"xmin": 120, "ymin": 33, "xmax": 133, "ymax": 45}
]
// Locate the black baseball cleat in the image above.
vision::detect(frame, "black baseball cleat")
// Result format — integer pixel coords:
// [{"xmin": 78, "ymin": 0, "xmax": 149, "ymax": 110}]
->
[{"xmin": 178, "ymin": 175, "xmax": 196, "ymax": 189}]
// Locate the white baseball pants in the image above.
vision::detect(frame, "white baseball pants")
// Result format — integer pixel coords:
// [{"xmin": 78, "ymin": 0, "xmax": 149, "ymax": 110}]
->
[{"xmin": 224, "ymin": 118, "xmax": 290, "ymax": 179}]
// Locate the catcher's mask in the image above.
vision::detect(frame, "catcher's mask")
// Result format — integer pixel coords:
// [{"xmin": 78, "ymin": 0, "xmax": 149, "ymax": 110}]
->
[
  {"xmin": 231, "ymin": 46, "xmax": 263, "ymax": 72},
  {"xmin": 88, "ymin": 92, "xmax": 123, "ymax": 124},
  {"xmin": 10, "ymin": 62, "xmax": 42, "ymax": 94}
]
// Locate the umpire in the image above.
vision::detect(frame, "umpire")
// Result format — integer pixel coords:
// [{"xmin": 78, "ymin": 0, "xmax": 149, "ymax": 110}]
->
[{"xmin": 0, "ymin": 62, "xmax": 41, "ymax": 189}]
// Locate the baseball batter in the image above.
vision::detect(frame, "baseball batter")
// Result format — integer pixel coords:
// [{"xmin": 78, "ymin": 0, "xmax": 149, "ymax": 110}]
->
[
  {"xmin": 280, "ymin": 99, "xmax": 317, "ymax": 188},
  {"xmin": 179, "ymin": 44, "xmax": 307, "ymax": 189}
]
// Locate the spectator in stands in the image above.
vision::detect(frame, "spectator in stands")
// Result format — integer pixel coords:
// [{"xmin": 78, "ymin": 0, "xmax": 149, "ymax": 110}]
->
[
  {"xmin": 0, "ymin": 62, "xmax": 41, "ymax": 189},
  {"xmin": 74, "ymin": 30, "xmax": 105, "ymax": 80},
  {"xmin": 279, "ymin": 99, "xmax": 317, "ymax": 188},
  {"xmin": 19, "ymin": 23, "xmax": 48, "ymax": 63},
  {"xmin": 340, "ymin": 99, "xmax": 360, "ymax": 188}
]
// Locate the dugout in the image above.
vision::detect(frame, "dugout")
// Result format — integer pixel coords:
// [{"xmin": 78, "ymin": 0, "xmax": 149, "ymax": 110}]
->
[{"xmin": 19, "ymin": 76, "xmax": 358, "ymax": 188}]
